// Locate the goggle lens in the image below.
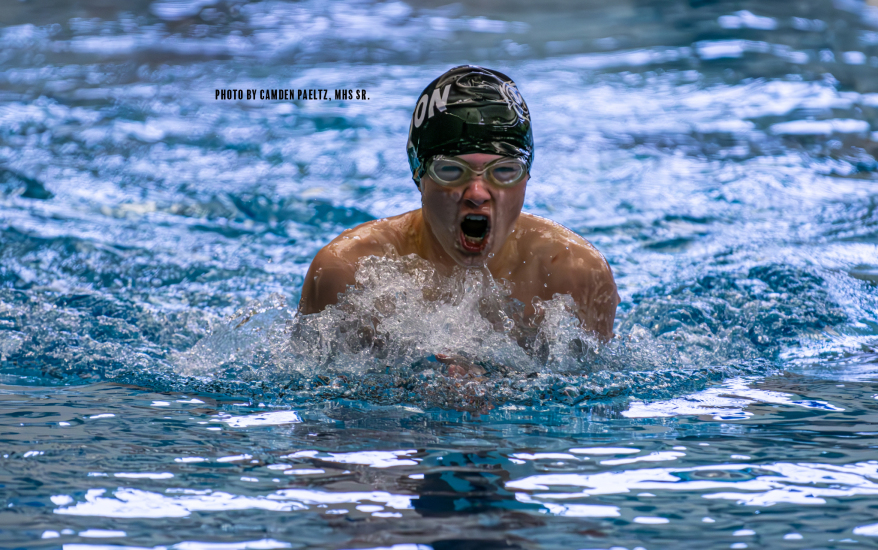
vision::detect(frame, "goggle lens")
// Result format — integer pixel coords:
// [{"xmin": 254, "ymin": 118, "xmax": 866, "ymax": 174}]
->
[
  {"xmin": 490, "ymin": 163, "xmax": 524, "ymax": 184},
  {"xmin": 432, "ymin": 160, "xmax": 466, "ymax": 184},
  {"xmin": 428, "ymin": 157, "xmax": 526, "ymax": 187}
]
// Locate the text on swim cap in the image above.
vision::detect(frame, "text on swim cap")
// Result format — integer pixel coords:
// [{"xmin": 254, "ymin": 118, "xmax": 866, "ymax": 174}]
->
[{"xmin": 413, "ymin": 84, "xmax": 451, "ymax": 128}]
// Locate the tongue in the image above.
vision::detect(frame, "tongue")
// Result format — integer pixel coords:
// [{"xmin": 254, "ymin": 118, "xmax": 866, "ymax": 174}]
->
[{"xmin": 460, "ymin": 228, "xmax": 488, "ymax": 252}]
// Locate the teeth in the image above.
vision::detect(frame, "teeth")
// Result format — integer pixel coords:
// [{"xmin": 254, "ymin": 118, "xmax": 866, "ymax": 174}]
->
[{"xmin": 465, "ymin": 214, "xmax": 487, "ymax": 221}]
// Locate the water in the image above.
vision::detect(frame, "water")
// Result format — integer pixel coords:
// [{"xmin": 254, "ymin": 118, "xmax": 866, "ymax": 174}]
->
[{"xmin": 2, "ymin": 0, "xmax": 878, "ymax": 547}]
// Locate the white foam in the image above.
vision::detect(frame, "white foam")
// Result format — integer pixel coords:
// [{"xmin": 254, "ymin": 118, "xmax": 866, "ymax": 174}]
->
[
  {"xmin": 718, "ymin": 11, "xmax": 777, "ymax": 30},
  {"xmin": 844, "ymin": 51, "xmax": 867, "ymax": 65},
  {"xmin": 282, "ymin": 449, "xmax": 418, "ymax": 469},
  {"xmin": 174, "ymin": 540, "xmax": 292, "ymax": 550},
  {"xmin": 53, "ymin": 487, "xmax": 415, "ymax": 518},
  {"xmin": 217, "ymin": 454, "xmax": 252, "ymax": 463},
  {"xmin": 853, "ymin": 524, "xmax": 878, "ymax": 536},
  {"xmin": 506, "ymin": 460, "xmax": 878, "ymax": 506},
  {"xmin": 623, "ymin": 377, "xmax": 844, "ymax": 419},
  {"xmin": 770, "ymin": 119, "xmax": 870, "ymax": 135},
  {"xmin": 510, "ymin": 453, "xmax": 579, "ymax": 461},
  {"xmin": 515, "ymin": 493, "xmax": 620, "ymax": 517},
  {"xmin": 570, "ymin": 447, "xmax": 639, "ymax": 455},
  {"xmin": 217, "ymin": 411, "xmax": 302, "ymax": 428},
  {"xmin": 79, "ymin": 529, "xmax": 126, "ymax": 538},
  {"xmin": 150, "ymin": 0, "xmax": 221, "ymax": 22},
  {"xmin": 600, "ymin": 451, "xmax": 685, "ymax": 466},
  {"xmin": 633, "ymin": 516, "xmax": 669, "ymax": 524},
  {"xmin": 62, "ymin": 540, "xmax": 293, "ymax": 550}
]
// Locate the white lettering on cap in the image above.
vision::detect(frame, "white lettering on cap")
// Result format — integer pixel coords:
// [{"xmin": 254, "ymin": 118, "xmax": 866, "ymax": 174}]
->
[
  {"xmin": 414, "ymin": 84, "xmax": 452, "ymax": 128},
  {"xmin": 413, "ymin": 94, "xmax": 429, "ymax": 128},
  {"xmin": 428, "ymin": 84, "xmax": 451, "ymax": 118}
]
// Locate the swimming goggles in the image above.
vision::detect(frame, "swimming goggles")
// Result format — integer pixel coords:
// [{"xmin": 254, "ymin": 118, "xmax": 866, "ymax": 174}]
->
[{"xmin": 426, "ymin": 155, "xmax": 528, "ymax": 188}]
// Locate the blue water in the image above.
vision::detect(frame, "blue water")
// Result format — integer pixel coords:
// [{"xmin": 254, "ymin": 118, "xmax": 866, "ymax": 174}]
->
[{"xmin": 2, "ymin": 0, "xmax": 878, "ymax": 548}]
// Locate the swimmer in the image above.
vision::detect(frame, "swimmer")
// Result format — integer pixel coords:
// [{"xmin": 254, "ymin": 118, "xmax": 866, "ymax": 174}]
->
[{"xmin": 300, "ymin": 65, "xmax": 620, "ymax": 365}]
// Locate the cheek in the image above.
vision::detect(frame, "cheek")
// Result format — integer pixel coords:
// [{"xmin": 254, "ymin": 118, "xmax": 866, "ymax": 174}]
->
[
  {"xmin": 422, "ymin": 194, "xmax": 459, "ymax": 240},
  {"xmin": 495, "ymin": 189, "xmax": 526, "ymax": 225},
  {"xmin": 422, "ymin": 189, "xmax": 461, "ymax": 220}
]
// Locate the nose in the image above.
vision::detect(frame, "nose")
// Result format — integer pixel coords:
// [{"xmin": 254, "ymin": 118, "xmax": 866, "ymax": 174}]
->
[{"xmin": 462, "ymin": 175, "xmax": 491, "ymax": 207}]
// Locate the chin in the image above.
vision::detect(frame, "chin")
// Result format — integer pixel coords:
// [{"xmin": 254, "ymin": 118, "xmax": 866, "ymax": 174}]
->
[{"xmin": 451, "ymin": 241, "xmax": 493, "ymax": 268}]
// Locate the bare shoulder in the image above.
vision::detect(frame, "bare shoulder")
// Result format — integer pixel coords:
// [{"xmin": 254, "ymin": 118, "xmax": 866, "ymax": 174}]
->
[
  {"xmin": 299, "ymin": 211, "xmax": 416, "ymax": 314},
  {"xmin": 516, "ymin": 213, "xmax": 612, "ymax": 276},
  {"xmin": 322, "ymin": 216, "xmax": 399, "ymax": 258},
  {"xmin": 516, "ymin": 213, "xmax": 619, "ymax": 339}
]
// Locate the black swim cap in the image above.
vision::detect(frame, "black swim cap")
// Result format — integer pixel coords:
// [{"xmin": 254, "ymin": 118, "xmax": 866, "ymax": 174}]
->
[{"xmin": 406, "ymin": 65, "xmax": 534, "ymax": 187}]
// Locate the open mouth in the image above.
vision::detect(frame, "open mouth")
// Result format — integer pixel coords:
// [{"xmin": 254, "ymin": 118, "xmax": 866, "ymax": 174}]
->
[{"xmin": 459, "ymin": 214, "xmax": 490, "ymax": 253}]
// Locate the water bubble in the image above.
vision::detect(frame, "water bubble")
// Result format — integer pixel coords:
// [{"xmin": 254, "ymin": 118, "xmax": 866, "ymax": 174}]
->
[{"xmin": 167, "ymin": 255, "xmax": 773, "ymax": 410}]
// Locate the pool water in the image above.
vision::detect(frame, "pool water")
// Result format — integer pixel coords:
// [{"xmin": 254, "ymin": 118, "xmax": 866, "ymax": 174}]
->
[{"xmin": 2, "ymin": 0, "xmax": 878, "ymax": 548}]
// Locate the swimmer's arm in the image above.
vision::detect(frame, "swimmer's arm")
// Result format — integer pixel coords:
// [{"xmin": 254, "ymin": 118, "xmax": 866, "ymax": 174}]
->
[
  {"xmin": 550, "ymin": 248, "xmax": 620, "ymax": 342},
  {"xmin": 298, "ymin": 229, "xmax": 390, "ymax": 314},
  {"xmin": 298, "ymin": 248, "xmax": 359, "ymax": 315}
]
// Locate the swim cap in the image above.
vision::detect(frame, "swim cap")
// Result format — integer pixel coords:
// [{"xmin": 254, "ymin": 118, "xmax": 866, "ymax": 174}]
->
[{"xmin": 406, "ymin": 65, "xmax": 533, "ymax": 187}]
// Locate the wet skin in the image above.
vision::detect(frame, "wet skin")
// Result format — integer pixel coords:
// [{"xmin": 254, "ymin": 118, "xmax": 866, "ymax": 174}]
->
[{"xmin": 299, "ymin": 153, "xmax": 620, "ymax": 345}]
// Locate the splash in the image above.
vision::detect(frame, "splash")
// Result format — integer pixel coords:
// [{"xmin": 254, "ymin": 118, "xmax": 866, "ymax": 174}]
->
[
  {"xmin": 0, "ymin": 250, "xmax": 849, "ymax": 410},
  {"xmin": 178, "ymin": 253, "xmax": 595, "ymax": 379},
  {"xmin": 172, "ymin": 255, "xmax": 803, "ymax": 410}
]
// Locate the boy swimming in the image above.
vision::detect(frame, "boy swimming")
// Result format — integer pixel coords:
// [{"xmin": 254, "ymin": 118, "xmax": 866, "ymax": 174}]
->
[{"xmin": 299, "ymin": 66, "xmax": 619, "ymax": 361}]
